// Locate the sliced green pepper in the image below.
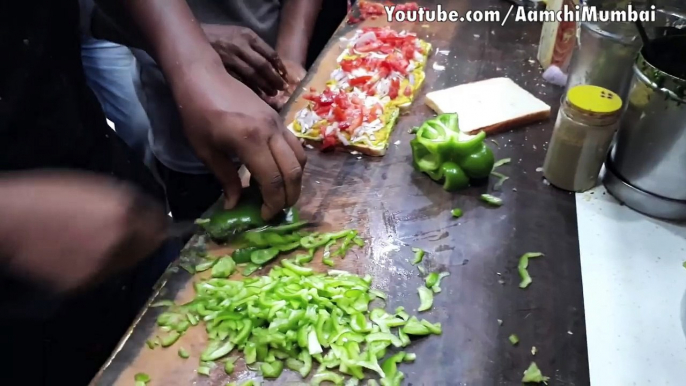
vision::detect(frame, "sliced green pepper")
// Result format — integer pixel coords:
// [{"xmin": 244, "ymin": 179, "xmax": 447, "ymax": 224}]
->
[
  {"xmin": 260, "ymin": 360, "xmax": 284, "ymax": 378},
  {"xmin": 242, "ymin": 263, "xmax": 260, "ymax": 276},
  {"xmin": 410, "ymin": 113, "xmax": 495, "ymax": 191},
  {"xmin": 159, "ymin": 331, "xmax": 181, "ymax": 347},
  {"xmin": 231, "ymin": 247, "xmax": 259, "ymax": 264},
  {"xmin": 451, "ymin": 208, "xmax": 463, "ymax": 218},
  {"xmin": 211, "ymin": 256, "xmax": 236, "ymax": 278},
  {"xmin": 509, "ymin": 334, "xmax": 519, "ymax": 345},
  {"xmin": 178, "ymin": 347, "xmax": 189, "ymax": 359},
  {"xmin": 411, "ymin": 247, "xmax": 424, "ymax": 265},
  {"xmin": 480, "ymin": 194, "xmax": 503, "ymax": 207},
  {"xmin": 250, "ymin": 247, "xmax": 280, "ymax": 265},
  {"xmin": 518, "ymin": 252, "xmax": 544, "ymax": 289},
  {"xmin": 522, "ymin": 362, "xmax": 550, "ymax": 384},
  {"xmin": 300, "ymin": 233, "xmax": 333, "ymax": 249},
  {"xmin": 417, "ymin": 286, "xmax": 433, "ymax": 312}
]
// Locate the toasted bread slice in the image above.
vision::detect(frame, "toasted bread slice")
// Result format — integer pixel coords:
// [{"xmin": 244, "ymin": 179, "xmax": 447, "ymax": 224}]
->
[{"xmin": 425, "ymin": 77, "xmax": 551, "ymax": 135}]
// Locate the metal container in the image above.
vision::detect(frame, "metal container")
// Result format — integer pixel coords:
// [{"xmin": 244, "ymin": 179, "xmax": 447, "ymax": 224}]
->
[
  {"xmin": 603, "ymin": 35, "xmax": 686, "ymax": 220},
  {"xmin": 565, "ymin": 20, "xmax": 641, "ymax": 102}
]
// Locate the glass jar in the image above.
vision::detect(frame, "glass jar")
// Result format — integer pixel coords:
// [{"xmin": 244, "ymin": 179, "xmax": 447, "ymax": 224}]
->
[{"xmin": 543, "ymin": 85, "xmax": 623, "ymax": 192}]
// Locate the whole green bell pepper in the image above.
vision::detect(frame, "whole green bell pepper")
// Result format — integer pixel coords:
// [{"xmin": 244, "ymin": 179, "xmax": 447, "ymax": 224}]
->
[{"xmin": 410, "ymin": 113, "xmax": 495, "ymax": 191}]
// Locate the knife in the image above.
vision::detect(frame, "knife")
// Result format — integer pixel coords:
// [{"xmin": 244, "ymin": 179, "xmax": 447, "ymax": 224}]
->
[{"xmin": 166, "ymin": 220, "xmax": 201, "ymax": 241}]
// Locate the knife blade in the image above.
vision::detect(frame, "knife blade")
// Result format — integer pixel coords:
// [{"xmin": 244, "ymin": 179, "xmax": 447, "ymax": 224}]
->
[{"xmin": 166, "ymin": 220, "xmax": 200, "ymax": 241}]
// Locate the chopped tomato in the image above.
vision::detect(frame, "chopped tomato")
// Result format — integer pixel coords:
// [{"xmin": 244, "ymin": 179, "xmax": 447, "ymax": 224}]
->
[
  {"xmin": 389, "ymin": 78, "xmax": 400, "ymax": 99},
  {"xmin": 334, "ymin": 91, "xmax": 351, "ymax": 109},
  {"xmin": 339, "ymin": 122, "xmax": 350, "ymax": 130},
  {"xmin": 350, "ymin": 95, "xmax": 364, "ymax": 106},
  {"xmin": 366, "ymin": 88, "xmax": 376, "ymax": 96},
  {"xmin": 315, "ymin": 105, "xmax": 331, "ymax": 116},
  {"xmin": 368, "ymin": 103, "xmax": 383, "ymax": 121},
  {"xmin": 379, "ymin": 44, "xmax": 394, "ymax": 54},
  {"xmin": 321, "ymin": 133, "xmax": 338, "ymax": 150},
  {"xmin": 386, "ymin": 53, "xmax": 409, "ymax": 74},
  {"xmin": 355, "ymin": 40, "xmax": 383, "ymax": 53},
  {"xmin": 318, "ymin": 89, "xmax": 335, "ymax": 106},
  {"xmin": 340, "ymin": 58, "xmax": 361, "ymax": 72},
  {"xmin": 404, "ymin": 85, "xmax": 413, "ymax": 96},
  {"xmin": 348, "ymin": 108, "xmax": 364, "ymax": 132},
  {"xmin": 402, "ymin": 44, "xmax": 416, "ymax": 60},
  {"xmin": 349, "ymin": 75, "xmax": 372, "ymax": 86},
  {"xmin": 309, "ymin": 87, "xmax": 317, "ymax": 92},
  {"xmin": 333, "ymin": 106, "xmax": 348, "ymax": 122},
  {"xmin": 359, "ymin": 1, "xmax": 385, "ymax": 16}
]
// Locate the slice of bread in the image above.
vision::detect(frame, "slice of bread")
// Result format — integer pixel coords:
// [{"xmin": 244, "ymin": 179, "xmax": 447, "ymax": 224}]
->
[{"xmin": 425, "ymin": 77, "xmax": 551, "ymax": 135}]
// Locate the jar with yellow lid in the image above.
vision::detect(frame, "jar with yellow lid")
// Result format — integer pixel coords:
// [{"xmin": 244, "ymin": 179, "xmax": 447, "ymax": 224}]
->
[{"xmin": 543, "ymin": 85, "xmax": 623, "ymax": 192}]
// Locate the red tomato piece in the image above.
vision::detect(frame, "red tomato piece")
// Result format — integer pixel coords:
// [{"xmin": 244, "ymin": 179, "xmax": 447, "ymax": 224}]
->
[
  {"xmin": 333, "ymin": 106, "xmax": 347, "ymax": 122},
  {"xmin": 355, "ymin": 40, "xmax": 383, "ymax": 53},
  {"xmin": 404, "ymin": 85, "xmax": 413, "ymax": 96},
  {"xmin": 350, "ymin": 95, "xmax": 364, "ymax": 105},
  {"xmin": 321, "ymin": 133, "xmax": 338, "ymax": 150},
  {"xmin": 349, "ymin": 75, "xmax": 372, "ymax": 86},
  {"xmin": 389, "ymin": 78, "xmax": 400, "ymax": 99}
]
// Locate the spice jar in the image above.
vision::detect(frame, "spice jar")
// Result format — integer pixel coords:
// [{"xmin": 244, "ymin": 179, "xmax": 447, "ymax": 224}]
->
[{"xmin": 543, "ymin": 85, "xmax": 622, "ymax": 192}]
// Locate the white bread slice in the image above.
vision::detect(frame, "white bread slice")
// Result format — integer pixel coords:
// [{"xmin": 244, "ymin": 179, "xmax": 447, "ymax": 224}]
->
[{"xmin": 425, "ymin": 77, "xmax": 551, "ymax": 135}]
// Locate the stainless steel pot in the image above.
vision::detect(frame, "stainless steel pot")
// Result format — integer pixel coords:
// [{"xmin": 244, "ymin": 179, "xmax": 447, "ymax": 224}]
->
[
  {"xmin": 565, "ymin": 5, "xmax": 686, "ymax": 102},
  {"xmin": 604, "ymin": 35, "xmax": 686, "ymax": 220}
]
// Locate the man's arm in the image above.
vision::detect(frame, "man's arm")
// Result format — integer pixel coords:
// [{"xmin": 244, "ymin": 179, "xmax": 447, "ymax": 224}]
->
[
  {"xmin": 276, "ymin": 0, "xmax": 323, "ymax": 67},
  {"xmin": 96, "ymin": 0, "xmax": 307, "ymax": 220}
]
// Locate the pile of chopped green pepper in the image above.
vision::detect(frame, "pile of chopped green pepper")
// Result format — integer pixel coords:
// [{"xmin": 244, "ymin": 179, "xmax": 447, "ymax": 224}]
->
[
  {"xmin": 410, "ymin": 113, "xmax": 495, "ymax": 192},
  {"xmin": 155, "ymin": 265, "xmax": 441, "ymax": 384}
]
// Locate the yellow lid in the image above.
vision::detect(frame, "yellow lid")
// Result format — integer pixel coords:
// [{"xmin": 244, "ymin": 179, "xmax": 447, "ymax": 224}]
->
[{"xmin": 567, "ymin": 85, "xmax": 622, "ymax": 115}]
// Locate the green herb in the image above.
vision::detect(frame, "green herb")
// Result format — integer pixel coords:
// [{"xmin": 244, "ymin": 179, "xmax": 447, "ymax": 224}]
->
[
  {"xmin": 518, "ymin": 252, "xmax": 544, "ymax": 289},
  {"xmin": 522, "ymin": 362, "xmax": 550, "ymax": 384},
  {"xmin": 480, "ymin": 194, "xmax": 503, "ymax": 206},
  {"xmin": 411, "ymin": 247, "xmax": 425, "ymax": 265},
  {"xmin": 451, "ymin": 208, "xmax": 463, "ymax": 218},
  {"xmin": 508, "ymin": 334, "xmax": 519, "ymax": 345}
]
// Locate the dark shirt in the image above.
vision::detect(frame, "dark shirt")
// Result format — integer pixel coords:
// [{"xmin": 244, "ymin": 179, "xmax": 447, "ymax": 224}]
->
[{"xmin": 0, "ymin": 0, "xmax": 166, "ymax": 325}]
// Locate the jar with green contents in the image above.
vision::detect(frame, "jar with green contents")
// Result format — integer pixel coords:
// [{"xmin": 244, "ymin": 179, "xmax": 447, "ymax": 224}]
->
[{"xmin": 543, "ymin": 85, "xmax": 623, "ymax": 192}]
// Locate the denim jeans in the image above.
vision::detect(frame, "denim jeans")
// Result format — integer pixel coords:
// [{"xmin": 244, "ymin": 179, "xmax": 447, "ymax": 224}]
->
[{"xmin": 81, "ymin": 37, "xmax": 151, "ymax": 164}]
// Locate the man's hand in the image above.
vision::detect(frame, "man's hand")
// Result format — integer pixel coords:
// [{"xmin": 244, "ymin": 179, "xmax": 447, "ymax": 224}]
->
[
  {"xmin": 282, "ymin": 59, "xmax": 307, "ymax": 85},
  {"xmin": 0, "ymin": 172, "xmax": 168, "ymax": 293},
  {"xmin": 202, "ymin": 24, "xmax": 288, "ymax": 96},
  {"xmin": 174, "ymin": 64, "xmax": 306, "ymax": 220}
]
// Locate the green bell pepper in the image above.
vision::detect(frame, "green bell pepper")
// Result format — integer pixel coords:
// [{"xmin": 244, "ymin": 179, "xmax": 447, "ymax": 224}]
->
[
  {"xmin": 410, "ymin": 113, "xmax": 495, "ymax": 191},
  {"xmin": 197, "ymin": 186, "xmax": 301, "ymax": 242}
]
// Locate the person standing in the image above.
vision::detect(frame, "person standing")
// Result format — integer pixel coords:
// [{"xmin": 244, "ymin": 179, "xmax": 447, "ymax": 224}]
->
[
  {"xmin": 135, "ymin": 0, "xmax": 322, "ymax": 221},
  {"xmin": 79, "ymin": 0, "xmax": 152, "ymax": 163},
  {"xmin": 0, "ymin": 0, "xmax": 305, "ymax": 383}
]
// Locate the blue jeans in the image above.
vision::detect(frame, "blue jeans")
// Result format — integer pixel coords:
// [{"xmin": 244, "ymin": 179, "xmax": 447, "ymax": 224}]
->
[{"xmin": 81, "ymin": 37, "xmax": 151, "ymax": 163}]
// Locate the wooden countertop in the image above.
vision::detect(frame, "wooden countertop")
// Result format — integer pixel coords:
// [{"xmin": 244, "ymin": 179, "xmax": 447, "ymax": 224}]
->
[{"xmin": 93, "ymin": 1, "xmax": 589, "ymax": 384}]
